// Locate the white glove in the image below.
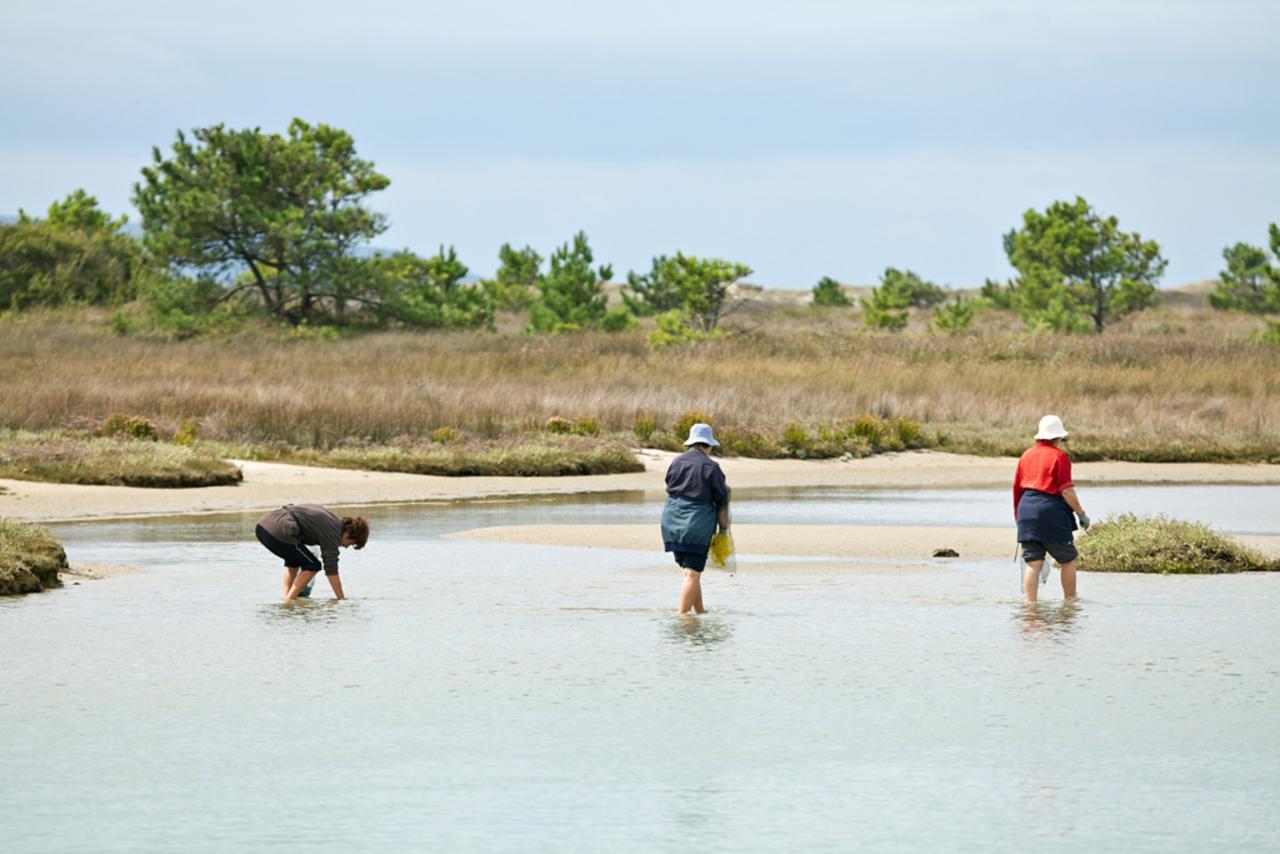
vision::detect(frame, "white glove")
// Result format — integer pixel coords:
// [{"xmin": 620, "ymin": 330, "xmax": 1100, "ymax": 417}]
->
[{"xmin": 1077, "ymin": 511, "xmax": 1091, "ymax": 530}]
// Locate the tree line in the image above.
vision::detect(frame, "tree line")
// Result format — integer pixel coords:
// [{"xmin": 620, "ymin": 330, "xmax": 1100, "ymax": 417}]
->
[{"xmin": 2, "ymin": 119, "xmax": 1277, "ymax": 339}]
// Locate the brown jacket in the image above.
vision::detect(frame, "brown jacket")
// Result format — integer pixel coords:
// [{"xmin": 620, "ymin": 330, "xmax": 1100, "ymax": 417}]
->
[{"xmin": 258, "ymin": 504, "xmax": 344, "ymax": 575}]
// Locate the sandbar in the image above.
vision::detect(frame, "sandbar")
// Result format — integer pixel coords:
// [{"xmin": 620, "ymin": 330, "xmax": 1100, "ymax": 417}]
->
[
  {"xmin": 1, "ymin": 449, "xmax": 1278, "ymax": 524},
  {"xmin": 445, "ymin": 523, "xmax": 1280, "ymax": 562}
]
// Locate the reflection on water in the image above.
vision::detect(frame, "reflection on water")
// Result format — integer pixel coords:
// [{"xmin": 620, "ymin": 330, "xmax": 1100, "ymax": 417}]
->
[
  {"xmin": 255, "ymin": 598, "xmax": 366, "ymax": 626},
  {"xmin": 1014, "ymin": 599, "xmax": 1083, "ymax": 643},
  {"xmin": 664, "ymin": 614, "xmax": 734, "ymax": 648}
]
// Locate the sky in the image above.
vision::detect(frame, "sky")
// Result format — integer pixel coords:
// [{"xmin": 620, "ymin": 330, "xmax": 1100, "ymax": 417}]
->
[{"xmin": 2, "ymin": 0, "xmax": 1277, "ymax": 288}]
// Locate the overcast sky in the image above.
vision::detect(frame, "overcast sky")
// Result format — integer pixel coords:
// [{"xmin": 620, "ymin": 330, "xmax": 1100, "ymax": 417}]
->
[{"xmin": 3, "ymin": 0, "xmax": 1276, "ymax": 287}]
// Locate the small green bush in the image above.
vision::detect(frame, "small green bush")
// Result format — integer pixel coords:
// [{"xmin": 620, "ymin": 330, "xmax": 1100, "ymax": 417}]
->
[
  {"xmin": 890, "ymin": 416, "xmax": 926, "ymax": 448},
  {"xmin": 572, "ymin": 417, "xmax": 599, "ymax": 437},
  {"xmin": 717, "ymin": 426, "xmax": 786, "ymax": 459},
  {"xmin": 101, "ymin": 413, "xmax": 159, "ymax": 441},
  {"xmin": 432, "ymin": 427, "xmax": 462, "ymax": 444},
  {"xmin": 633, "ymin": 416, "xmax": 656, "ymax": 441},
  {"xmin": 1077, "ymin": 514, "xmax": 1278, "ymax": 574},
  {"xmin": 847, "ymin": 415, "xmax": 885, "ymax": 444},
  {"xmin": 173, "ymin": 420, "xmax": 199, "ymax": 446},
  {"xmin": 674, "ymin": 411, "xmax": 712, "ymax": 441},
  {"xmin": 600, "ymin": 304, "xmax": 638, "ymax": 332},
  {"xmin": 545, "ymin": 416, "xmax": 573, "ymax": 435},
  {"xmin": 781, "ymin": 422, "xmax": 809, "ymax": 456}
]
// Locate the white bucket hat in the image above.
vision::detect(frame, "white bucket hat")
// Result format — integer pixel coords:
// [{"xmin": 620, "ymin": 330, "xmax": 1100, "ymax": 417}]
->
[
  {"xmin": 683, "ymin": 423, "xmax": 719, "ymax": 447},
  {"xmin": 1034, "ymin": 414, "xmax": 1069, "ymax": 441}
]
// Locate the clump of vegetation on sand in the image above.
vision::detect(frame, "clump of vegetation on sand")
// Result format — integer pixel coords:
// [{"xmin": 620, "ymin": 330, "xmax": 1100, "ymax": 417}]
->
[
  {"xmin": 0, "ymin": 519, "xmax": 67, "ymax": 595},
  {"xmin": 1077, "ymin": 514, "xmax": 1278, "ymax": 574},
  {"xmin": 214, "ymin": 435, "xmax": 645, "ymax": 477},
  {"xmin": 0, "ymin": 430, "xmax": 242, "ymax": 488}
]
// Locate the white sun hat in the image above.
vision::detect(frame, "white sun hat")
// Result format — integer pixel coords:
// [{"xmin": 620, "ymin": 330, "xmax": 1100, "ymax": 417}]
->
[
  {"xmin": 683, "ymin": 423, "xmax": 720, "ymax": 447},
  {"xmin": 1034, "ymin": 415, "xmax": 1069, "ymax": 441}
]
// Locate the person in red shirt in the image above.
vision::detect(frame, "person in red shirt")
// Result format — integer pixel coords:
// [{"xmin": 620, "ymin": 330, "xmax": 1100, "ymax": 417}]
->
[{"xmin": 1013, "ymin": 415, "xmax": 1091, "ymax": 602}]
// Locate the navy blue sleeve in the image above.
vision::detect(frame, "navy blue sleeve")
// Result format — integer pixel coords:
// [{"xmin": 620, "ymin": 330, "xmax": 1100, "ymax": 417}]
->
[{"xmin": 708, "ymin": 462, "xmax": 728, "ymax": 508}]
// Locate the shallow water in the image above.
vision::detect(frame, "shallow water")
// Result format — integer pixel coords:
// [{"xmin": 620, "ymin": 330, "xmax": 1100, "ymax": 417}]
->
[{"xmin": 3, "ymin": 487, "xmax": 1279, "ymax": 851}]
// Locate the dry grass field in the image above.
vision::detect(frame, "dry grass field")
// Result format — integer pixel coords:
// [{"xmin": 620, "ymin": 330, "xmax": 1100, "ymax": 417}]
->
[{"xmin": 2, "ymin": 286, "xmax": 1277, "ymax": 474}]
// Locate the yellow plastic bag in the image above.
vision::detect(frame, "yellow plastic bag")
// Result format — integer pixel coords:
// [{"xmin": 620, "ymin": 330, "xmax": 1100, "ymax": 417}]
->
[{"xmin": 709, "ymin": 531, "xmax": 737, "ymax": 576}]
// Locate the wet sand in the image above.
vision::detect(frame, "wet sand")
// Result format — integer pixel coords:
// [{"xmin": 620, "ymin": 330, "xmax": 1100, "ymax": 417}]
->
[
  {"xmin": 2, "ymin": 449, "xmax": 1279, "ymax": 524},
  {"xmin": 446, "ymin": 523, "xmax": 1280, "ymax": 562}
]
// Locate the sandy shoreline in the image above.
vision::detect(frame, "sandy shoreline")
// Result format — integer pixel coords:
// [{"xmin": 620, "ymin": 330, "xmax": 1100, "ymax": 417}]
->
[
  {"xmin": 446, "ymin": 523, "xmax": 1280, "ymax": 562},
  {"xmin": 1, "ymin": 449, "xmax": 1278, "ymax": 524}
]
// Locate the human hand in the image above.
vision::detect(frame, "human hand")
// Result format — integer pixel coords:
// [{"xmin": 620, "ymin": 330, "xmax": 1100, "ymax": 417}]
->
[{"xmin": 1077, "ymin": 511, "xmax": 1091, "ymax": 530}]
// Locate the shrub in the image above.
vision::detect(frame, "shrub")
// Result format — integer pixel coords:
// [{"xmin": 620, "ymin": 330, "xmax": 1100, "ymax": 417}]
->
[
  {"xmin": 674, "ymin": 411, "xmax": 712, "ymax": 441},
  {"xmin": 889, "ymin": 416, "xmax": 926, "ymax": 449},
  {"xmin": 1077, "ymin": 514, "xmax": 1277, "ymax": 574},
  {"xmin": 572, "ymin": 417, "xmax": 599, "ymax": 436},
  {"xmin": 1255, "ymin": 318, "xmax": 1280, "ymax": 346},
  {"xmin": 545, "ymin": 416, "xmax": 574, "ymax": 435},
  {"xmin": 101, "ymin": 413, "xmax": 159, "ymax": 441},
  {"xmin": 932, "ymin": 296, "xmax": 976, "ymax": 333},
  {"xmin": 633, "ymin": 416, "xmax": 656, "ymax": 441},
  {"xmin": 646, "ymin": 309, "xmax": 727, "ymax": 349},
  {"xmin": 432, "ymin": 427, "xmax": 462, "ymax": 444},
  {"xmin": 811, "ymin": 276, "xmax": 852, "ymax": 307},
  {"xmin": 600, "ymin": 304, "xmax": 638, "ymax": 332},
  {"xmin": 173, "ymin": 420, "xmax": 199, "ymax": 446},
  {"xmin": 717, "ymin": 426, "xmax": 786, "ymax": 458},
  {"xmin": 781, "ymin": 422, "xmax": 809, "ymax": 456},
  {"xmin": 847, "ymin": 415, "xmax": 885, "ymax": 444}
]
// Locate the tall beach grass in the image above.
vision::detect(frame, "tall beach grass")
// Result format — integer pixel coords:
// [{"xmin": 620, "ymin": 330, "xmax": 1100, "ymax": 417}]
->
[{"xmin": 2, "ymin": 303, "xmax": 1278, "ymax": 462}]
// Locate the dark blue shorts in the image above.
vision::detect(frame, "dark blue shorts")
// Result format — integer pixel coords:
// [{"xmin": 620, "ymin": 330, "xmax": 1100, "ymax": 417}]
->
[
  {"xmin": 672, "ymin": 549, "xmax": 708, "ymax": 573},
  {"xmin": 256, "ymin": 524, "xmax": 322, "ymax": 573},
  {"xmin": 1020, "ymin": 540, "xmax": 1078, "ymax": 564}
]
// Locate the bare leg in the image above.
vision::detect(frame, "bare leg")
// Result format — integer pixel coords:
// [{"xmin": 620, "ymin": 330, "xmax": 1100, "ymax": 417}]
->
[
  {"xmin": 285, "ymin": 569, "xmax": 318, "ymax": 602},
  {"xmin": 1023, "ymin": 560, "xmax": 1043, "ymax": 602},
  {"xmin": 679, "ymin": 570, "xmax": 705, "ymax": 615},
  {"xmin": 1060, "ymin": 560, "xmax": 1078, "ymax": 599},
  {"xmin": 282, "ymin": 566, "xmax": 298, "ymax": 598}
]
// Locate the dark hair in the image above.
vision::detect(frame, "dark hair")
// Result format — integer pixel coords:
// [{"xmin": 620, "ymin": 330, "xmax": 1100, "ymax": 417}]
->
[
  {"xmin": 691, "ymin": 442, "xmax": 711, "ymax": 450},
  {"xmin": 342, "ymin": 516, "xmax": 370, "ymax": 549}
]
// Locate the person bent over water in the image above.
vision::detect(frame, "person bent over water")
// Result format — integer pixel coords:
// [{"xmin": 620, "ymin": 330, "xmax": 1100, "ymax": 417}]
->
[
  {"xmin": 1014, "ymin": 416, "xmax": 1090, "ymax": 602},
  {"xmin": 255, "ymin": 504, "xmax": 369, "ymax": 602},
  {"xmin": 661, "ymin": 424, "xmax": 731, "ymax": 615}
]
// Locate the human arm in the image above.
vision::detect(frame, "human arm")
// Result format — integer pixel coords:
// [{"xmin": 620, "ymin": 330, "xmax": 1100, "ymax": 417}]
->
[
  {"xmin": 1061, "ymin": 486, "xmax": 1089, "ymax": 528},
  {"xmin": 1012, "ymin": 458, "xmax": 1025, "ymax": 522},
  {"xmin": 1057, "ymin": 453, "xmax": 1088, "ymax": 527},
  {"xmin": 711, "ymin": 473, "xmax": 730, "ymax": 532},
  {"xmin": 327, "ymin": 573, "xmax": 345, "ymax": 600}
]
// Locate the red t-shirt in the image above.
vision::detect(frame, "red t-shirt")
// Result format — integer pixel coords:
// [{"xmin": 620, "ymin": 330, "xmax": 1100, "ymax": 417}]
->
[{"xmin": 1013, "ymin": 441, "xmax": 1074, "ymax": 519}]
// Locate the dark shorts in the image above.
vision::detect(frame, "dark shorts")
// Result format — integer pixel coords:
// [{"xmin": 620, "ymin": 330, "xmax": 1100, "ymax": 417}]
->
[
  {"xmin": 1020, "ymin": 539, "xmax": 1078, "ymax": 565},
  {"xmin": 256, "ymin": 524, "xmax": 322, "ymax": 573},
  {"xmin": 673, "ymin": 550, "xmax": 708, "ymax": 573}
]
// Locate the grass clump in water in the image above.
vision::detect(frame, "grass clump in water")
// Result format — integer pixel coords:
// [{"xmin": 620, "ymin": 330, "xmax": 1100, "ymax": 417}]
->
[
  {"xmin": 0, "ymin": 430, "xmax": 243, "ymax": 487},
  {"xmin": 0, "ymin": 518, "xmax": 67, "ymax": 595},
  {"xmin": 1077, "ymin": 513, "xmax": 1278, "ymax": 574}
]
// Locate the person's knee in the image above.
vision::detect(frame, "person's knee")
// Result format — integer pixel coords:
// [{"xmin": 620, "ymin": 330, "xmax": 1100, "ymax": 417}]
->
[{"xmin": 683, "ymin": 569, "xmax": 702, "ymax": 582}]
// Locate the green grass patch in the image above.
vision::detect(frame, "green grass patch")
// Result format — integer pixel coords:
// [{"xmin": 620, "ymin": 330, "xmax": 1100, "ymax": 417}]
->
[
  {"xmin": 214, "ymin": 436, "xmax": 645, "ymax": 477},
  {"xmin": 0, "ymin": 430, "xmax": 243, "ymax": 487},
  {"xmin": 1077, "ymin": 513, "xmax": 1278, "ymax": 574},
  {"xmin": 0, "ymin": 518, "xmax": 67, "ymax": 595}
]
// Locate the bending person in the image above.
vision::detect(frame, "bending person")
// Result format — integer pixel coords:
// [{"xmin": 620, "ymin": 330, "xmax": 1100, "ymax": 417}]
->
[
  {"xmin": 255, "ymin": 504, "xmax": 369, "ymax": 602},
  {"xmin": 661, "ymin": 423, "xmax": 731, "ymax": 615},
  {"xmin": 1014, "ymin": 415, "xmax": 1089, "ymax": 602}
]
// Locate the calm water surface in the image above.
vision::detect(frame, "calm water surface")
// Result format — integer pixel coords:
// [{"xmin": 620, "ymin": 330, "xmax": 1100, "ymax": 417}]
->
[{"xmin": 2, "ymin": 487, "xmax": 1278, "ymax": 852}]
